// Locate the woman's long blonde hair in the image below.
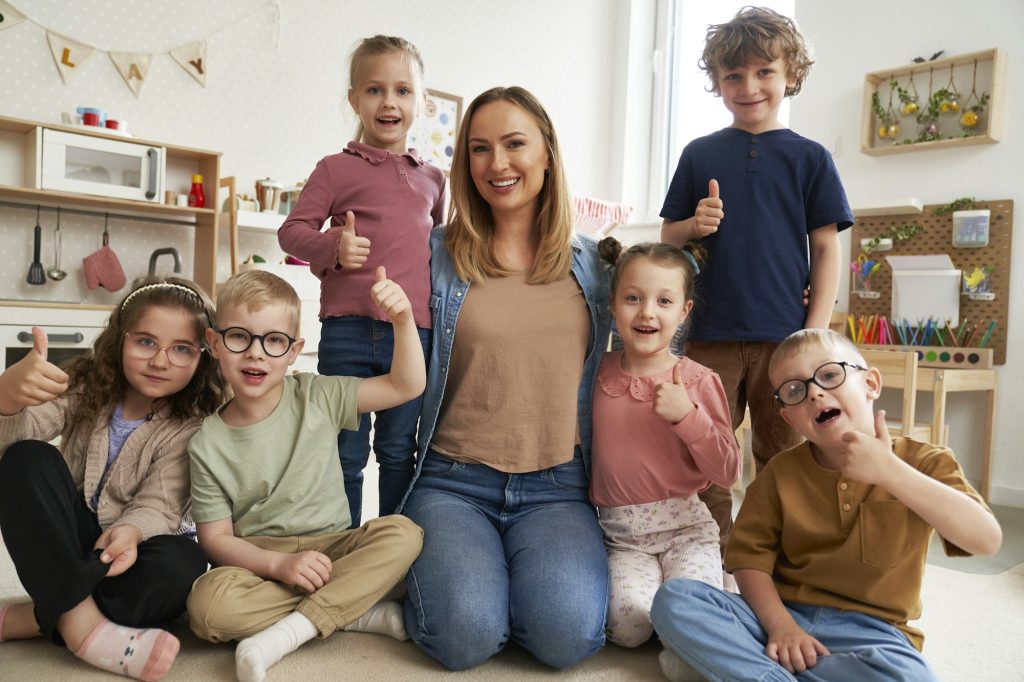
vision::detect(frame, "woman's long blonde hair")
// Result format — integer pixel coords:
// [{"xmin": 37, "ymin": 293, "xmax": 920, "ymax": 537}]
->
[{"xmin": 445, "ymin": 86, "xmax": 574, "ymax": 284}]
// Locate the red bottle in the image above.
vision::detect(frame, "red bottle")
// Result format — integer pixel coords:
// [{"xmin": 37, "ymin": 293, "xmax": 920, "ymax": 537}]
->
[{"xmin": 188, "ymin": 174, "xmax": 206, "ymax": 208}]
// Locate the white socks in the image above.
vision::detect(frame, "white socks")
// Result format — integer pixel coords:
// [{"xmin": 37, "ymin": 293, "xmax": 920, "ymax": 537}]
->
[
  {"xmin": 659, "ymin": 646, "xmax": 705, "ymax": 682},
  {"xmin": 234, "ymin": 601, "xmax": 407, "ymax": 681},
  {"xmin": 235, "ymin": 612, "xmax": 317, "ymax": 682},
  {"xmin": 342, "ymin": 600, "xmax": 407, "ymax": 641}
]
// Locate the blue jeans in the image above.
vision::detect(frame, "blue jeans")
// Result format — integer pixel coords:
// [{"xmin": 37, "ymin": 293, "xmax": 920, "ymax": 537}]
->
[
  {"xmin": 318, "ymin": 316, "xmax": 431, "ymax": 526},
  {"xmin": 651, "ymin": 579, "xmax": 938, "ymax": 682},
  {"xmin": 402, "ymin": 450, "xmax": 608, "ymax": 671}
]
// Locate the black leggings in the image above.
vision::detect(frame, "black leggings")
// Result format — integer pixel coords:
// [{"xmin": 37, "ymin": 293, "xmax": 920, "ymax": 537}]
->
[{"xmin": 0, "ymin": 440, "xmax": 207, "ymax": 645}]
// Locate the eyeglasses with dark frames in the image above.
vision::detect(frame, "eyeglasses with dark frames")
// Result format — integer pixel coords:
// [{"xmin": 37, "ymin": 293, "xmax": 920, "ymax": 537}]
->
[
  {"xmin": 123, "ymin": 332, "xmax": 204, "ymax": 367},
  {"xmin": 215, "ymin": 327, "xmax": 296, "ymax": 358},
  {"xmin": 772, "ymin": 361, "xmax": 867, "ymax": 406}
]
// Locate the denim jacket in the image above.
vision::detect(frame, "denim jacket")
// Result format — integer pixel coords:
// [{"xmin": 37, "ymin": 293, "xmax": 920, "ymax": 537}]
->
[{"xmin": 399, "ymin": 226, "xmax": 611, "ymax": 507}]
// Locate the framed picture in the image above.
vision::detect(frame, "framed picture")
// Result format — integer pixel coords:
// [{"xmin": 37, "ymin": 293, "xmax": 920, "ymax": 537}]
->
[{"xmin": 409, "ymin": 89, "xmax": 462, "ymax": 175}]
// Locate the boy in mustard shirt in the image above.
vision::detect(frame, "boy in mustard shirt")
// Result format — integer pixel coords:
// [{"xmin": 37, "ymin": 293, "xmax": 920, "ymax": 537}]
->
[{"xmin": 651, "ymin": 329, "xmax": 1001, "ymax": 681}]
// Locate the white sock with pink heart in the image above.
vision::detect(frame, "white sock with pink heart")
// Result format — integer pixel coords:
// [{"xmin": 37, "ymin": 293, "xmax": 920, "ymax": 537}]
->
[{"xmin": 75, "ymin": 618, "xmax": 179, "ymax": 681}]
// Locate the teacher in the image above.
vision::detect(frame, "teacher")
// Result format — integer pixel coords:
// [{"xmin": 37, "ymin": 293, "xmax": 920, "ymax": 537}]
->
[{"xmin": 399, "ymin": 86, "xmax": 612, "ymax": 670}]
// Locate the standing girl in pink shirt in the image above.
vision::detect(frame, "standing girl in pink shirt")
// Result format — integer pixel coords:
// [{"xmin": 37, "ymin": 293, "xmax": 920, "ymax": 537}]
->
[
  {"xmin": 592, "ymin": 239, "xmax": 740, "ymax": 650},
  {"xmin": 279, "ymin": 35, "xmax": 446, "ymax": 526}
]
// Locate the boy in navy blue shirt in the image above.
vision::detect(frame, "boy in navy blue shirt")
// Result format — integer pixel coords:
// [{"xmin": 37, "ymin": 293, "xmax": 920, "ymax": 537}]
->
[{"xmin": 661, "ymin": 6, "xmax": 853, "ymax": 549}]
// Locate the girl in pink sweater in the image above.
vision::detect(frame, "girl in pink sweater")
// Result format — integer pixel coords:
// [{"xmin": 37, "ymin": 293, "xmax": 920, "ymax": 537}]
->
[{"xmin": 592, "ymin": 239, "xmax": 740, "ymax": 650}]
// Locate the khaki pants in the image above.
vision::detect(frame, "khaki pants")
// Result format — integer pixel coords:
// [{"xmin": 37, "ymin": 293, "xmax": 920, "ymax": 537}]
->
[
  {"xmin": 685, "ymin": 341, "xmax": 804, "ymax": 550},
  {"xmin": 187, "ymin": 515, "xmax": 423, "ymax": 641}
]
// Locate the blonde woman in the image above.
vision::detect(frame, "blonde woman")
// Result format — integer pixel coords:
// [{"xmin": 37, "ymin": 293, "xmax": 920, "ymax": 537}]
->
[{"xmin": 398, "ymin": 86, "xmax": 612, "ymax": 670}]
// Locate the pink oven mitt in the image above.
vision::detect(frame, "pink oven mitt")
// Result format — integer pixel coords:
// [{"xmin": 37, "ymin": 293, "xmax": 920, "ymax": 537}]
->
[{"xmin": 82, "ymin": 245, "xmax": 127, "ymax": 291}]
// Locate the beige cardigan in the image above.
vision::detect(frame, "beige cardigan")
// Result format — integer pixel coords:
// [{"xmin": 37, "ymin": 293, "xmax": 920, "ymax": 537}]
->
[{"xmin": 0, "ymin": 391, "xmax": 201, "ymax": 539}]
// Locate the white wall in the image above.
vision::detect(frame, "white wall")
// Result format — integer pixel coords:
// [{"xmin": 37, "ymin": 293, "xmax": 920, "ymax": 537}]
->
[
  {"xmin": 793, "ymin": 0, "xmax": 1024, "ymax": 504},
  {"xmin": 0, "ymin": 0, "xmax": 617, "ymax": 302}
]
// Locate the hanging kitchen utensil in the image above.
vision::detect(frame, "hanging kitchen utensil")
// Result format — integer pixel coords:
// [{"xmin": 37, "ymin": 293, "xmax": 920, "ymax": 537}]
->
[
  {"xmin": 27, "ymin": 205, "xmax": 46, "ymax": 285},
  {"xmin": 47, "ymin": 207, "xmax": 68, "ymax": 281},
  {"xmin": 82, "ymin": 214, "xmax": 127, "ymax": 292}
]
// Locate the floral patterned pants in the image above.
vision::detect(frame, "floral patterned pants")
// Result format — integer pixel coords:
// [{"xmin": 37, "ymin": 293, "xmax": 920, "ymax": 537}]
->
[{"xmin": 598, "ymin": 496, "xmax": 722, "ymax": 648}]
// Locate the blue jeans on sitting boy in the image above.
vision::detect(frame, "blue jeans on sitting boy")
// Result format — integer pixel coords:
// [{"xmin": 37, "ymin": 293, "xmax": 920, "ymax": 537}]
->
[
  {"xmin": 651, "ymin": 578, "xmax": 939, "ymax": 682},
  {"xmin": 401, "ymin": 449, "xmax": 608, "ymax": 671},
  {"xmin": 318, "ymin": 316, "xmax": 431, "ymax": 526}
]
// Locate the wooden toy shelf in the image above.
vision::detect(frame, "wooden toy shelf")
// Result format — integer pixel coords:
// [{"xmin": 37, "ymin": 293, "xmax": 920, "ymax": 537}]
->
[
  {"xmin": 848, "ymin": 199, "xmax": 1012, "ymax": 365},
  {"xmin": 861, "ymin": 48, "xmax": 1006, "ymax": 156}
]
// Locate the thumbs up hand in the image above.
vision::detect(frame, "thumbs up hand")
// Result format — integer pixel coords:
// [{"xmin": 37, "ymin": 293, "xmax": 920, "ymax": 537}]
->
[
  {"xmin": 336, "ymin": 210, "xmax": 372, "ymax": 269},
  {"xmin": 370, "ymin": 266, "xmax": 412, "ymax": 322},
  {"xmin": 692, "ymin": 178, "xmax": 724, "ymax": 238},
  {"xmin": 653, "ymin": 362, "xmax": 696, "ymax": 424},
  {"xmin": 0, "ymin": 326, "xmax": 70, "ymax": 415},
  {"xmin": 839, "ymin": 410, "xmax": 897, "ymax": 486}
]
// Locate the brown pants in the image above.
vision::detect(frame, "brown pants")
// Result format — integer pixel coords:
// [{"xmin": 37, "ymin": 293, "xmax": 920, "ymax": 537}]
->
[
  {"xmin": 187, "ymin": 515, "xmax": 422, "ymax": 641},
  {"xmin": 686, "ymin": 341, "xmax": 804, "ymax": 550}
]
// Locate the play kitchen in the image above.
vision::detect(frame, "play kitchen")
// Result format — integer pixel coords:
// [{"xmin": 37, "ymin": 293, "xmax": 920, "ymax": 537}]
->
[
  {"xmin": 0, "ymin": 300, "xmax": 110, "ymax": 371},
  {"xmin": 0, "ymin": 114, "xmax": 223, "ymax": 299}
]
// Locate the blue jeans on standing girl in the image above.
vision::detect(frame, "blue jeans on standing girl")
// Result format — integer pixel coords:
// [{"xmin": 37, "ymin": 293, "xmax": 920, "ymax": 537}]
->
[{"xmin": 318, "ymin": 316, "xmax": 431, "ymax": 526}]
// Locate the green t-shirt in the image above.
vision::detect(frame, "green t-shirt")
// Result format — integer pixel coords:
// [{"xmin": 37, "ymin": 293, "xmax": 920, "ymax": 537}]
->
[{"xmin": 189, "ymin": 373, "xmax": 359, "ymax": 537}]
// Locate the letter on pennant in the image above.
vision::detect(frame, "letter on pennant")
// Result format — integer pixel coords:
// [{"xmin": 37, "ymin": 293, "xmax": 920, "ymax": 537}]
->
[
  {"xmin": 109, "ymin": 52, "xmax": 153, "ymax": 97},
  {"xmin": 170, "ymin": 41, "xmax": 207, "ymax": 87},
  {"xmin": 46, "ymin": 31, "xmax": 94, "ymax": 83}
]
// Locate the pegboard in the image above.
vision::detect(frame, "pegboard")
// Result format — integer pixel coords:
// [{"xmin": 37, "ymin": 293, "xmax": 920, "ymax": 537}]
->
[{"xmin": 849, "ymin": 199, "xmax": 1012, "ymax": 365}]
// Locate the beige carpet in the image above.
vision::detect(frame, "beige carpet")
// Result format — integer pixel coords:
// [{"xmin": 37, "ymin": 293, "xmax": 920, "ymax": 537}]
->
[{"xmin": 3, "ymin": 546, "xmax": 1022, "ymax": 680}]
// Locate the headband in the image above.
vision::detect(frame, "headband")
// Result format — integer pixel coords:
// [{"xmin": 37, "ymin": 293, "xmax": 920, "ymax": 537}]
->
[
  {"xmin": 120, "ymin": 282, "xmax": 201, "ymax": 311},
  {"xmin": 682, "ymin": 250, "xmax": 701, "ymax": 275}
]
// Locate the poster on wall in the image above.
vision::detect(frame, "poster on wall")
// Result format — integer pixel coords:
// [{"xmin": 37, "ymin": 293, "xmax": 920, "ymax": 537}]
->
[{"xmin": 408, "ymin": 89, "xmax": 463, "ymax": 175}]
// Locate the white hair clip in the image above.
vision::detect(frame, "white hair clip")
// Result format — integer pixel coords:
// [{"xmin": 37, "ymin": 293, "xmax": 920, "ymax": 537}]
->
[{"xmin": 120, "ymin": 282, "xmax": 200, "ymax": 311}]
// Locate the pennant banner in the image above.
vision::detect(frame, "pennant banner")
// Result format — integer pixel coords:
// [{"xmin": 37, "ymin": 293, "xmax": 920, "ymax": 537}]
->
[
  {"xmin": 6, "ymin": 1, "xmax": 279, "ymax": 96},
  {"xmin": 0, "ymin": 0, "xmax": 26, "ymax": 31},
  {"xmin": 170, "ymin": 41, "xmax": 207, "ymax": 87},
  {"xmin": 46, "ymin": 31, "xmax": 95, "ymax": 84},
  {"xmin": 110, "ymin": 51, "xmax": 152, "ymax": 97}
]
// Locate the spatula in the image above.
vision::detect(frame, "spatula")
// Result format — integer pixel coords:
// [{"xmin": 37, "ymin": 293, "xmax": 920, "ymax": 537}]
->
[{"xmin": 27, "ymin": 207, "xmax": 46, "ymax": 285}]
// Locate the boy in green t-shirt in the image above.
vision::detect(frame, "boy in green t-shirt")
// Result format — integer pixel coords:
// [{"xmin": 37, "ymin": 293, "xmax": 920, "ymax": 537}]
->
[
  {"xmin": 186, "ymin": 268, "xmax": 425, "ymax": 682},
  {"xmin": 651, "ymin": 329, "xmax": 1001, "ymax": 681}
]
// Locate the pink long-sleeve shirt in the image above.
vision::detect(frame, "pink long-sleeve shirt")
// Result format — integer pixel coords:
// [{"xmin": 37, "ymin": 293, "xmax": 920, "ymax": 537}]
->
[
  {"xmin": 278, "ymin": 141, "xmax": 446, "ymax": 329},
  {"xmin": 590, "ymin": 352, "xmax": 741, "ymax": 508}
]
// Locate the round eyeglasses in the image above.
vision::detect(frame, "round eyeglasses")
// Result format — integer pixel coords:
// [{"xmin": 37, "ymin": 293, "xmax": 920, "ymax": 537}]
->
[
  {"xmin": 123, "ymin": 332, "xmax": 204, "ymax": 367},
  {"xmin": 772, "ymin": 361, "xmax": 867, "ymax": 406},
  {"xmin": 215, "ymin": 327, "xmax": 296, "ymax": 358}
]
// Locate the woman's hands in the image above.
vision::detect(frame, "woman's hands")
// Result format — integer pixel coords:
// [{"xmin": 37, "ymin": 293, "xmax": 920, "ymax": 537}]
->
[{"xmin": 0, "ymin": 327, "xmax": 68, "ymax": 415}]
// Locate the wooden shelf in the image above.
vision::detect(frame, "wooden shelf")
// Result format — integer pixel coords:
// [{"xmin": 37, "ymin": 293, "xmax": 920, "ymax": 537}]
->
[
  {"xmin": 0, "ymin": 115, "xmax": 223, "ymax": 296},
  {"xmin": 860, "ymin": 48, "xmax": 1005, "ymax": 155}
]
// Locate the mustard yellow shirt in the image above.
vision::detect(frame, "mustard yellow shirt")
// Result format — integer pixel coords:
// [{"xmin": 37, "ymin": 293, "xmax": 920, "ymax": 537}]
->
[{"xmin": 725, "ymin": 438, "xmax": 988, "ymax": 650}]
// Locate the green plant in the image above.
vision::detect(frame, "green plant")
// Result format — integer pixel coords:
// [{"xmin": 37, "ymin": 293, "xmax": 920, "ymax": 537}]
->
[
  {"xmin": 861, "ymin": 222, "xmax": 924, "ymax": 254},
  {"xmin": 933, "ymin": 197, "xmax": 978, "ymax": 216}
]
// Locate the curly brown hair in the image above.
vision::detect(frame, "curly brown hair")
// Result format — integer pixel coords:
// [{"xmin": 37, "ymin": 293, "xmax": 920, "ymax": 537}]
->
[
  {"xmin": 63, "ymin": 276, "xmax": 226, "ymax": 434},
  {"xmin": 700, "ymin": 6, "xmax": 813, "ymax": 97}
]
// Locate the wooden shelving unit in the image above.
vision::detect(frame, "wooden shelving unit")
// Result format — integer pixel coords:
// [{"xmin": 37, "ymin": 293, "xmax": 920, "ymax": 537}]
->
[
  {"xmin": 860, "ymin": 48, "xmax": 1005, "ymax": 156},
  {"xmin": 0, "ymin": 115, "xmax": 222, "ymax": 295}
]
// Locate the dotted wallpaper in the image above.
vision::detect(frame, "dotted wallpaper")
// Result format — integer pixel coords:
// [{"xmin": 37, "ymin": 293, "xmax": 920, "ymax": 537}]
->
[{"xmin": 0, "ymin": 0, "xmax": 618, "ymax": 305}]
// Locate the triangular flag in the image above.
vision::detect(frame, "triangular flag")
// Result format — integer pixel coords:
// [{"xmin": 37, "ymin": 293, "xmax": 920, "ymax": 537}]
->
[
  {"xmin": 46, "ymin": 31, "xmax": 94, "ymax": 83},
  {"xmin": 0, "ymin": 0, "xmax": 27, "ymax": 31},
  {"xmin": 109, "ymin": 51, "xmax": 152, "ymax": 97},
  {"xmin": 169, "ymin": 41, "xmax": 207, "ymax": 87}
]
